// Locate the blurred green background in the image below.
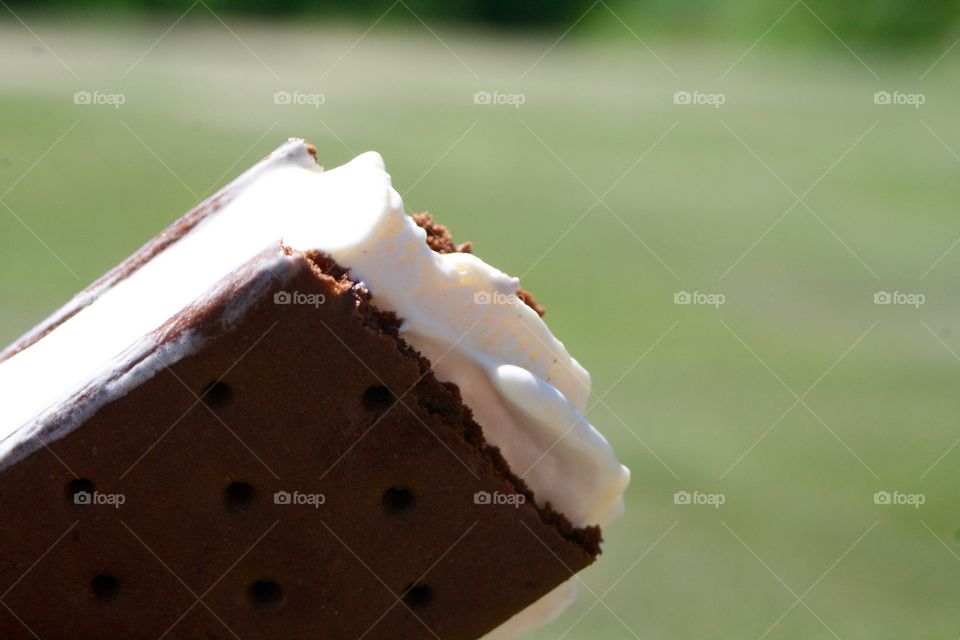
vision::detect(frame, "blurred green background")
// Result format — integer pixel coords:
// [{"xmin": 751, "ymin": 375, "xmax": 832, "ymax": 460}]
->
[{"xmin": 2, "ymin": 1, "xmax": 960, "ymax": 638}]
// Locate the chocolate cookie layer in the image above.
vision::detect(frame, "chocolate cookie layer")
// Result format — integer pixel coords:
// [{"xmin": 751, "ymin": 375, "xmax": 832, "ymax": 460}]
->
[{"xmin": 0, "ymin": 247, "xmax": 597, "ymax": 640}]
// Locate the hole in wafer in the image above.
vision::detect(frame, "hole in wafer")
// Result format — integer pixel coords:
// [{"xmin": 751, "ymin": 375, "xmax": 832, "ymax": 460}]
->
[
  {"xmin": 91, "ymin": 574, "xmax": 120, "ymax": 601},
  {"xmin": 361, "ymin": 384, "xmax": 393, "ymax": 410},
  {"xmin": 66, "ymin": 478, "xmax": 95, "ymax": 506},
  {"xmin": 225, "ymin": 482, "xmax": 256, "ymax": 511},
  {"xmin": 403, "ymin": 583, "xmax": 433, "ymax": 608},
  {"xmin": 201, "ymin": 380, "xmax": 233, "ymax": 408},
  {"xmin": 382, "ymin": 486, "xmax": 415, "ymax": 513},
  {"xmin": 249, "ymin": 579, "xmax": 284, "ymax": 608}
]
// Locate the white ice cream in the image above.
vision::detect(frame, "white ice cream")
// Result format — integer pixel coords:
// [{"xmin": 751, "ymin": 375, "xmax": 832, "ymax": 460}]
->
[{"xmin": 0, "ymin": 140, "xmax": 629, "ymax": 637}]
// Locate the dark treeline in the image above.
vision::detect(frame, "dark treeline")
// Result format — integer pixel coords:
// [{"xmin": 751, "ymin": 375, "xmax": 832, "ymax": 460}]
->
[{"xmin": 6, "ymin": 0, "xmax": 960, "ymax": 45}]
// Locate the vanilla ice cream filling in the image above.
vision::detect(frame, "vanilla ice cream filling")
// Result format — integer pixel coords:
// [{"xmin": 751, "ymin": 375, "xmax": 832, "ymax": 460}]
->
[{"xmin": 0, "ymin": 140, "xmax": 629, "ymax": 637}]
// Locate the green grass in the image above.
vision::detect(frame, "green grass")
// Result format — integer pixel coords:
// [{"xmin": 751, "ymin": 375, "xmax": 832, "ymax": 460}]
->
[{"xmin": 2, "ymin": 15, "xmax": 960, "ymax": 639}]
